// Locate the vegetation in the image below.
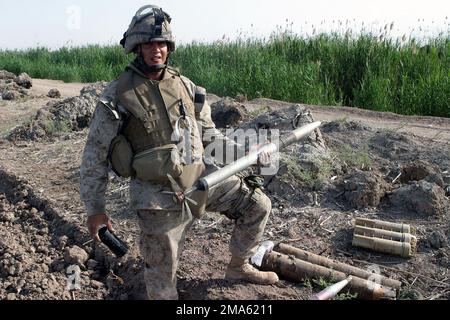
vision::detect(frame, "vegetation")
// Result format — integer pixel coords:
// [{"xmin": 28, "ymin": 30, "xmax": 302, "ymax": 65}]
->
[
  {"xmin": 304, "ymin": 277, "xmax": 358, "ymax": 300},
  {"xmin": 0, "ymin": 45, "xmax": 130, "ymax": 83},
  {"xmin": 281, "ymin": 154, "xmax": 333, "ymax": 190},
  {"xmin": 0, "ymin": 29, "xmax": 448, "ymax": 117},
  {"xmin": 42, "ymin": 119, "xmax": 72, "ymax": 135},
  {"xmin": 336, "ymin": 144, "xmax": 372, "ymax": 171}
]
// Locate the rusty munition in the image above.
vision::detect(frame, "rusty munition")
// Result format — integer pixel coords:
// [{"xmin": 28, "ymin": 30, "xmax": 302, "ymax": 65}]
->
[
  {"xmin": 275, "ymin": 243, "xmax": 401, "ymax": 289},
  {"xmin": 262, "ymin": 251, "xmax": 396, "ymax": 300}
]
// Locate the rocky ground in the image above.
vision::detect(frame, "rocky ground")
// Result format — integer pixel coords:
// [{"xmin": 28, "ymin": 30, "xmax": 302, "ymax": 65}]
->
[{"xmin": 0, "ymin": 71, "xmax": 449, "ymax": 300}]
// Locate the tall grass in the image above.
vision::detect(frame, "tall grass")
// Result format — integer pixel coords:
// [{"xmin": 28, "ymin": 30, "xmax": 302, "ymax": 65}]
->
[
  {"xmin": 173, "ymin": 33, "xmax": 449, "ymax": 117},
  {"xmin": 0, "ymin": 32, "xmax": 448, "ymax": 117},
  {"xmin": 0, "ymin": 45, "xmax": 132, "ymax": 83}
]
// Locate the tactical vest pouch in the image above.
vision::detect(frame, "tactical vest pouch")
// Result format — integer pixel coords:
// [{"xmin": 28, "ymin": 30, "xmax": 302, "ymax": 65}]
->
[
  {"xmin": 132, "ymin": 144, "xmax": 183, "ymax": 182},
  {"xmin": 108, "ymin": 134, "xmax": 134, "ymax": 178}
]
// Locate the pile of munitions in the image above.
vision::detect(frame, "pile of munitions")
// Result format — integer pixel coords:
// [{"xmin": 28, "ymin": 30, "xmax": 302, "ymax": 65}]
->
[
  {"xmin": 253, "ymin": 242, "xmax": 401, "ymax": 300},
  {"xmin": 352, "ymin": 218, "xmax": 417, "ymax": 258}
]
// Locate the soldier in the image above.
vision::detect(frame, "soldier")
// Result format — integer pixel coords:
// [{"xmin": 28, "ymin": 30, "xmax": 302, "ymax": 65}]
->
[{"xmin": 80, "ymin": 5, "xmax": 278, "ymax": 300}]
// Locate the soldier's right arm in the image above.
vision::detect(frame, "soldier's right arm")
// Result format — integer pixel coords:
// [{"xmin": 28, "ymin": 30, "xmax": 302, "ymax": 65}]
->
[{"xmin": 80, "ymin": 81, "xmax": 120, "ymax": 217}]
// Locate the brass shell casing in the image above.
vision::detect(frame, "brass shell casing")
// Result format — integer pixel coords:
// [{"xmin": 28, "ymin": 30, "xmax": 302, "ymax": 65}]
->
[
  {"xmin": 355, "ymin": 218, "xmax": 412, "ymax": 234},
  {"xmin": 352, "ymin": 234, "xmax": 414, "ymax": 258}
]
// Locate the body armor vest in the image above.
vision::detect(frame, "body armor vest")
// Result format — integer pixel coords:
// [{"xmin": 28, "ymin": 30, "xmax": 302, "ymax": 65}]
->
[
  {"xmin": 114, "ymin": 65, "xmax": 205, "ymax": 188},
  {"xmin": 116, "ymin": 65, "xmax": 196, "ymax": 153}
]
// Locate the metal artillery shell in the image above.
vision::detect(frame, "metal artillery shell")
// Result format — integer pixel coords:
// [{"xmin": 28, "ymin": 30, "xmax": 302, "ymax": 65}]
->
[
  {"xmin": 311, "ymin": 276, "xmax": 353, "ymax": 300},
  {"xmin": 262, "ymin": 251, "xmax": 396, "ymax": 300},
  {"xmin": 352, "ymin": 234, "xmax": 413, "ymax": 258},
  {"xmin": 355, "ymin": 218, "xmax": 411, "ymax": 234},
  {"xmin": 354, "ymin": 225, "xmax": 414, "ymax": 243},
  {"xmin": 275, "ymin": 243, "xmax": 401, "ymax": 289},
  {"xmin": 188, "ymin": 121, "xmax": 322, "ymax": 192}
]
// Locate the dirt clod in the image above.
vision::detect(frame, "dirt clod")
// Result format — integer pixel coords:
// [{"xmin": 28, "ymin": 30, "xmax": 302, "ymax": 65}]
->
[
  {"xmin": 211, "ymin": 97, "xmax": 247, "ymax": 128},
  {"xmin": 389, "ymin": 181, "xmax": 448, "ymax": 216},
  {"xmin": 0, "ymin": 70, "xmax": 33, "ymax": 101},
  {"xmin": 63, "ymin": 246, "xmax": 89, "ymax": 266},
  {"xmin": 15, "ymin": 73, "xmax": 32, "ymax": 89},
  {"xmin": 426, "ymin": 230, "xmax": 448, "ymax": 249},
  {"xmin": 47, "ymin": 89, "xmax": 61, "ymax": 99},
  {"xmin": 341, "ymin": 170, "xmax": 390, "ymax": 209}
]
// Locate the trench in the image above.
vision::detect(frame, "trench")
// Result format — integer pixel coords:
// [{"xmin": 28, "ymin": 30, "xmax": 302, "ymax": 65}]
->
[{"xmin": 0, "ymin": 168, "xmax": 112, "ymax": 299}]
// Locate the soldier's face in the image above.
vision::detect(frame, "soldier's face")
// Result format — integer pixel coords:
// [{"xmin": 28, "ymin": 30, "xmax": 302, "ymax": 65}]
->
[{"xmin": 141, "ymin": 41, "xmax": 168, "ymax": 66}]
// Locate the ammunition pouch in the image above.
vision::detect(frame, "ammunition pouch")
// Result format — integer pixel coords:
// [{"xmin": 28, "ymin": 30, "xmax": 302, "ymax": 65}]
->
[
  {"xmin": 132, "ymin": 144, "xmax": 183, "ymax": 182},
  {"xmin": 243, "ymin": 174, "xmax": 265, "ymax": 189},
  {"xmin": 228, "ymin": 179, "xmax": 262, "ymax": 220},
  {"xmin": 108, "ymin": 134, "xmax": 134, "ymax": 178}
]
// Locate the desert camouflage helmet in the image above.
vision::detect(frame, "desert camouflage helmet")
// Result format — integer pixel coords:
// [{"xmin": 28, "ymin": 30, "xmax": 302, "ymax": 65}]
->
[{"xmin": 120, "ymin": 5, "xmax": 175, "ymax": 54}]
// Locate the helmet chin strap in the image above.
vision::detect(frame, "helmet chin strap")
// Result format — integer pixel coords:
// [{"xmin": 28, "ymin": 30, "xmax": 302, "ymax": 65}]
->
[
  {"xmin": 145, "ymin": 63, "xmax": 167, "ymax": 73},
  {"xmin": 135, "ymin": 55, "xmax": 166, "ymax": 74}
]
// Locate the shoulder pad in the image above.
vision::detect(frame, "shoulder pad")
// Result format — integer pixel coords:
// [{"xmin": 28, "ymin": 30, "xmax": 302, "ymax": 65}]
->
[
  {"xmin": 99, "ymin": 99, "xmax": 120, "ymax": 120},
  {"xmin": 99, "ymin": 80, "xmax": 122, "ymax": 120}
]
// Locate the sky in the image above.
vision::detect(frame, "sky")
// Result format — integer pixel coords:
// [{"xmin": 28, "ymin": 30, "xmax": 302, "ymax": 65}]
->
[{"xmin": 0, "ymin": 0, "xmax": 449, "ymax": 50}]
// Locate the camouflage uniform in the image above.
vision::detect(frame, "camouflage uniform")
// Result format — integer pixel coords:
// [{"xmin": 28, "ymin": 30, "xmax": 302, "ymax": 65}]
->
[{"xmin": 80, "ymin": 72, "xmax": 272, "ymax": 300}]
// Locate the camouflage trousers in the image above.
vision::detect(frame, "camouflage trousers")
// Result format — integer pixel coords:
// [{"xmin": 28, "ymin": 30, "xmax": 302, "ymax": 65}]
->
[{"xmin": 136, "ymin": 173, "xmax": 272, "ymax": 300}]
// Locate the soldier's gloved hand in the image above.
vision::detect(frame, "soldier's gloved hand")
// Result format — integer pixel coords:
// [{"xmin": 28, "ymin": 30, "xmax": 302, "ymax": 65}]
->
[
  {"xmin": 257, "ymin": 149, "xmax": 272, "ymax": 167},
  {"xmin": 87, "ymin": 213, "xmax": 115, "ymax": 242},
  {"xmin": 248, "ymin": 142, "xmax": 272, "ymax": 167}
]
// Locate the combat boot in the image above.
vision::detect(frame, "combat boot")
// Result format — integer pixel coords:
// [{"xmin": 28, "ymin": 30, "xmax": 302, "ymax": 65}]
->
[{"xmin": 225, "ymin": 257, "xmax": 279, "ymax": 285}]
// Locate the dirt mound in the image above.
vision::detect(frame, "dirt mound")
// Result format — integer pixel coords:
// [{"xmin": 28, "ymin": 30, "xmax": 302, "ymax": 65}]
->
[
  {"xmin": 240, "ymin": 104, "xmax": 314, "ymax": 131},
  {"xmin": 235, "ymin": 104, "xmax": 334, "ymax": 199},
  {"xmin": 339, "ymin": 169, "xmax": 390, "ymax": 209},
  {"xmin": 370, "ymin": 131, "xmax": 415, "ymax": 161},
  {"xmin": 210, "ymin": 97, "xmax": 247, "ymax": 128},
  {"xmin": 7, "ymin": 82, "xmax": 107, "ymax": 141},
  {"xmin": 389, "ymin": 180, "xmax": 448, "ymax": 216},
  {"xmin": 425, "ymin": 230, "xmax": 448, "ymax": 249},
  {"xmin": 321, "ymin": 120, "xmax": 372, "ymax": 133},
  {"xmin": 0, "ymin": 170, "xmax": 111, "ymax": 300},
  {"xmin": 0, "ymin": 70, "xmax": 33, "ymax": 101},
  {"xmin": 0, "ymin": 196, "xmax": 72, "ymax": 300}
]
